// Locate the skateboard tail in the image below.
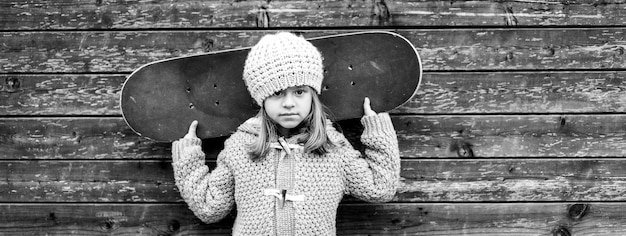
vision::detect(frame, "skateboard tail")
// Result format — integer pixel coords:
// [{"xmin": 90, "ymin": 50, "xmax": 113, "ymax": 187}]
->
[{"xmin": 381, "ymin": 31, "xmax": 423, "ymax": 112}]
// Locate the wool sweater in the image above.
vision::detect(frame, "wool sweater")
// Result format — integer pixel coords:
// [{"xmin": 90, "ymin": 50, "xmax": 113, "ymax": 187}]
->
[{"xmin": 171, "ymin": 113, "xmax": 400, "ymax": 235}]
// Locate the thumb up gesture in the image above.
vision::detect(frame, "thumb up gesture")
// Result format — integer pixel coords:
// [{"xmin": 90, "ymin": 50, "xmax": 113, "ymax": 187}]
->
[
  {"xmin": 184, "ymin": 120, "xmax": 199, "ymax": 139},
  {"xmin": 363, "ymin": 97, "xmax": 378, "ymax": 117}
]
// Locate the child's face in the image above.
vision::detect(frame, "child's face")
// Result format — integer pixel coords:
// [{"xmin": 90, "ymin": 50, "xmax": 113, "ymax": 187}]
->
[{"xmin": 263, "ymin": 86, "xmax": 313, "ymax": 131}]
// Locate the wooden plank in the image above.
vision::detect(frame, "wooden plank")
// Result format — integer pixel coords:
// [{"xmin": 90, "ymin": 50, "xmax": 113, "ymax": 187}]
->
[
  {"xmin": 338, "ymin": 203, "xmax": 626, "ymax": 235},
  {"xmin": 0, "ymin": 117, "xmax": 174, "ymax": 160},
  {"xmin": 4, "ymin": 159, "xmax": 626, "ymax": 202},
  {"xmin": 1, "ymin": 160, "xmax": 180, "ymax": 202},
  {"xmin": 1, "ymin": 29, "xmax": 625, "ymax": 72},
  {"xmin": 327, "ymin": 114, "xmax": 626, "ymax": 158},
  {"xmin": 0, "ymin": 203, "xmax": 231, "ymax": 235},
  {"xmin": 400, "ymin": 159, "xmax": 626, "ymax": 202},
  {"xmin": 403, "ymin": 71, "xmax": 626, "ymax": 114},
  {"xmin": 1, "ymin": 202, "xmax": 625, "ymax": 235},
  {"xmin": 0, "ymin": 74, "xmax": 123, "ymax": 116},
  {"xmin": 3, "ymin": 71, "xmax": 626, "ymax": 116},
  {"xmin": 408, "ymin": 28, "xmax": 626, "ymax": 71},
  {"xmin": 3, "ymin": 115, "xmax": 626, "ymax": 159},
  {"xmin": 1, "ymin": 0, "xmax": 625, "ymax": 29},
  {"xmin": 392, "ymin": 114, "xmax": 626, "ymax": 157}
]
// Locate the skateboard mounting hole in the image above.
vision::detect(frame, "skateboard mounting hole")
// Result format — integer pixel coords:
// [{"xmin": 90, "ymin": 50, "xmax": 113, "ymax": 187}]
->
[
  {"xmin": 348, "ymin": 65, "xmax": 353, "ymax": 70},
  {"xmin": 189, "ymin": 103, "xmax": 194, "ymax": 109},
  {"xmin": 215, "ymin": 100, "xmax": 220, "ymax": 106},
  {"xmin": 213, "ymin": 84, "xmax": 218, "ymax": 88},
  {"xmin": 350, "ymin": 81, "xmax": 356, "ymax": 86},
  {"xmin": 185, "ymin": 87, "xmax": 191, "ymax": 93}
]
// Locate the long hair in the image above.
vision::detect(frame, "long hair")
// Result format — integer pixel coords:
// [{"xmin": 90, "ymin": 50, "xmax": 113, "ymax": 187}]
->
[{"xmin": 248, "ymin": 90, "xmax": 334, "ymax": 160}]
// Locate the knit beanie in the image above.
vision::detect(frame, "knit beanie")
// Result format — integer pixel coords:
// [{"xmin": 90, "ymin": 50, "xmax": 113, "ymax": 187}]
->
[{"xmin": 243, "ymin": 32, "xmax": 324, "ymax": 105}]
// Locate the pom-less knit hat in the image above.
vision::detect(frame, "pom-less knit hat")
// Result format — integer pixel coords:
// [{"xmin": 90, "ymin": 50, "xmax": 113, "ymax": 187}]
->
[{"xmin": 243, "ymin": 32, "xmax": 324, "ymax": 105}]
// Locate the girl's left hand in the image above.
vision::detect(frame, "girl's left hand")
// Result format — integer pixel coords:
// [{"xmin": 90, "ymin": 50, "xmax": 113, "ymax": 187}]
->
[
  {"xmin": 363, "ymin": 97, "xmax": 377, "ymax": 116},
  {"xmin": 184, "ymin": 120, "xmax": 199, "ymax": 139}
]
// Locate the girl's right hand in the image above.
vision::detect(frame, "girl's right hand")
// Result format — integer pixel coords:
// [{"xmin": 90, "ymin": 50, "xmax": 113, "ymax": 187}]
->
[{"xmin": 184, "ymin": 120, "xmax": 199, "ymax": 139}]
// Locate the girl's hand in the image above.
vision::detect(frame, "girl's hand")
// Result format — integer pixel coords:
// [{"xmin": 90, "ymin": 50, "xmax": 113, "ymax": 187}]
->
[
  {"xmin": 172, "ymin": 120, "xmax": 199, "ymax": 163},
  {"xmin": 184, "ymin": 120, "xmax": 199, "ymax": 139},
  {"xmin": 363, "ymin": 97, "xmax": 377, "ymax": 116}
]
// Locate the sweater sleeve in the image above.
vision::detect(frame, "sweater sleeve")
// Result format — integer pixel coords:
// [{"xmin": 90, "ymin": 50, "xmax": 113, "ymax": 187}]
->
[
  {"xmin": 171, "ymin": 137, "xmax": 235, "ymax": 223},
  {"xmin": 340, "ymin": 113, "xmax": 400, "ymax": 203}
]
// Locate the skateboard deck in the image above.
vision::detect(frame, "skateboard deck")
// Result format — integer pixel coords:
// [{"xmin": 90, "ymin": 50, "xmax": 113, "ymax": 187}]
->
[{"xmin": 121, "ymin": 31, "xmax": 422, "ymax": 142}]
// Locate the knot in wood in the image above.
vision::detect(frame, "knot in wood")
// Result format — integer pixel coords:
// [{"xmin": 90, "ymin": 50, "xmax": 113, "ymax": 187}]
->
[
  {"xmin": 615, "ymin": 46, "xmax": 624, "ymax": 56},
  {"xmin": 503, "ymin": 7, "xmax": 518, "ymax": 26},
  {"xmin": 449, "ymin": 140, "xmax": 474, "ymax": 157},
  {"xmin": 193, "ymin": 37, "xmax": 215, "ymax": 52},
  {"xmin": 559, "ymin": 117, "xmax": 567, "ymax": 127},
  {"xmin": 505, "ymin": 52, "xmax": 515, "ymax": 61},
  {"xmin": 99, "ymin": 219, "xmax": 120, "ymax": 232},
  {"xmin": 372, "ymin": 0, "xmax": 391, "ymax": 26},
  {"xmin": 568, "ymin": 203, "xmax": 589, "ymax": 220},
  {"xmin": 543, "ymin": 46, "xmax": 556, "ymax": 56},
  {"xmin": 48, "ymin": 212, "xmax": 58, "ymax": 224},
  {"xmin": 256, "ymin": 6, "xmax": 270, "ymax": 28},
  {"xmin": 553, "ymin": 226, "xmax": 571, "ymax": 236},
  {"xmin": 168, "ymin": 220, "xmax": 181, "ymax": 232},
  {"xmin": 4, "ymin": 77, "xmax": 20, "ymax": 93}
]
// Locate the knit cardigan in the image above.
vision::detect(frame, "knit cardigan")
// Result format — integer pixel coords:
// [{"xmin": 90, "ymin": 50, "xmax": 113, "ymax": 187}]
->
[{"xmin": 171, "ymin": 113, "xmax": 400, "ymax": 235}]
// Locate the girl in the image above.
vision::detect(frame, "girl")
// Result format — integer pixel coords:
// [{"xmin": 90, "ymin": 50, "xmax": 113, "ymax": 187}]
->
[{"xmin": 171, "ymin": 32, "xmax": 400, "ymax": 235}]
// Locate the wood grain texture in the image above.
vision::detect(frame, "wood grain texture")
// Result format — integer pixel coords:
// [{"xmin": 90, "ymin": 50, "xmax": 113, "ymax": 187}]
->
[
  {"xmin": 400, "ymin": 159, "xmax": 626, "ymax": 202},
  {"xmin": 0, "ymin": 74, "xmax": 123, "ymax": 116},
  {"xmin": 4, "ymin": 159, "xmax": 626, "ymax": 202},
  {"xmin": 0, "ymin": 203, "xmax": 230, "ymax": 235},
  {"xmin": 407, "ymin": 28, "xmax": 626, "ymax": 71},
  {"xmin": 394, "ymin": 114, "xmax": 626, "ymax": 157},
  {"xmin": 404, "ymin": 71, "xmax": 626, "ymax": 114},
  {"xmin": 337, "ymin": 203, "xmax": 626, "ymax": 235},
  {"xmin": 1, "ymin": 29, "xmax": 625, "ymax": 72},
  {"xmin": 1, "ymin": 203, "xmax": 626, "ymax": 235},
  {"xmin": 0, "ymin": 117, "xmax": 175, "ymax": 160},
  {"xmin": 1, "ymin": 0, "xmax": 625, "ymax": 29},
  {"xmin": 3, "ymin": 115, "xmax": 626, "ymax": 159},
  {"xmin": 3, "ymin": 71, "xmax": 625, "ymax": 116},
  {"xmin": 1, "ymin": 160, "xmax": 178, "ymax": 202}
]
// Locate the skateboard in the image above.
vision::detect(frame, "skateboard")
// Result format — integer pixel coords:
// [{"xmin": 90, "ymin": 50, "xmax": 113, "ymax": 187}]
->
[{"xmin": 121, "ymin": 31, "xmax": 422, "ymax": 142}]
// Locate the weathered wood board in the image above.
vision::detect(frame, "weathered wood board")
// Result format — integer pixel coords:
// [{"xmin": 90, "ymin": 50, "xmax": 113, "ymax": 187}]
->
[
  {"xmin": 1, "ymin": 29, "xmax": 625, "ymax": 72},
  {"xmin": 0, "ymin": 203, "xmax": 625, "ymax": 235},
  {"xmin": 2, "ymin": 0, "xmax": 625, "ymax": 29},
  {"xmin": 3, "ymin": 159, "xmax": 626, "ymax": 202},
  {"xmin": 2, "ymin": 115, "xmax": 626, "ymax": 159},
  {"xmin": 2, "ymin": 72, "xmax": 626, "ymax": 116}
]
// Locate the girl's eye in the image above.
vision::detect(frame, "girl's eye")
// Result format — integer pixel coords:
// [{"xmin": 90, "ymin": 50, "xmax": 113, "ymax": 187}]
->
[
  {"xmin": 272, "ymin": 91, "xmax": 284, "ymax": 97},
  {"xmin": 295, "ymin": 89, "xmax": 307, "ymax": 95}
]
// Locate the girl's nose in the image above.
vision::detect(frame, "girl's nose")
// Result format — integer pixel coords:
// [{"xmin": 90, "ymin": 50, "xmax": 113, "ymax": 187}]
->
[{"xmin": 282, "ymin": 94, "xmax": 295, "ymax": 108}]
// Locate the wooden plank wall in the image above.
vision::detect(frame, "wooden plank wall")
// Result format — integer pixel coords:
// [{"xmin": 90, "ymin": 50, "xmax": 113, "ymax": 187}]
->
[{"xmin": 1, "ymin": 0, "xmax": 626, "ymax": 235}]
